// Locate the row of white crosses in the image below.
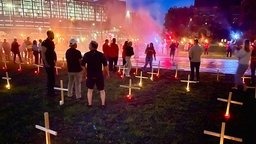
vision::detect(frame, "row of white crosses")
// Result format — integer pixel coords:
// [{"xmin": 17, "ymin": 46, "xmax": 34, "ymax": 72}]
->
[
  {"xmin": 204, "ymin": 92, "xmax": 243, "ymax": 143},
  {"xmin": 33, "ymin": 64, "xmax": 62, "ymax": 76}
]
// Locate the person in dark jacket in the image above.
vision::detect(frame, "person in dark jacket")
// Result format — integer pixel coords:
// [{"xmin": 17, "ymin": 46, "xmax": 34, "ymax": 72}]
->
[
  {"xmin": 124, "ymin": 41, "xmax": 134, "ymax": 77},
  {"xmin": 41, "ymin": 30, "xmax": 57, "ymax": 97},
  {"xmin": 11, "ymin": 38, "xmax": 22, "ymax": 63}
]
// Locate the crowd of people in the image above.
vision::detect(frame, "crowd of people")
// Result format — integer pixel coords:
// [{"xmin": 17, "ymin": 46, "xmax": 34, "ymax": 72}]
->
[{"xmin": 2, "ymin": 30, "xmax": 256, "ymax": 107}]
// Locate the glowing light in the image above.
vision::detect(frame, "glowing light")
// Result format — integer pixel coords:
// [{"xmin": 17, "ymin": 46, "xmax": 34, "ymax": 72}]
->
[
  {"xmin": 138, "ymin": 82, "xmax": 142, "ymax": 87},
  {"xmin": 17, "ymin": 68, "xmax": 22, "ymax": 72},
  {"xmin": 5, "ymin": 84, "xmax": 10, "ymax": 89},
  {"xmin": 186, "ymin": 87, "xmax": 190, "ymax": 92},
  {"xmin": 34, "ymin": 70, "xmax": 38, "ymax": 75},
  {"xmin": 2, "ymin": 66, "xmax": 6, "ymax": 70},
  {"xmin": 126, "ymin": 94, "xmax": 132, "ymax": 100},
  {"xmin": 230, "ymin": 31, "xmax": 242, "ymax": 40},
  {"xmin": 224, "ymin": 114, "xmax": 230, "ymax": 120},
  {"xmin": 120, "ymin": 75, "xmax": 124, "ymax": 79},
  {"xmin": 56, "ymin": 33, "xmax": 60, "ymax": 38}
]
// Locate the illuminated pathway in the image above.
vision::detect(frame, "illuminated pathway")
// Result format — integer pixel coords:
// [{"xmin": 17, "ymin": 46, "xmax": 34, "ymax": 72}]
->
[{"xmin": 129, "ymin": 51, "xmax": 251, "ymax": 75}]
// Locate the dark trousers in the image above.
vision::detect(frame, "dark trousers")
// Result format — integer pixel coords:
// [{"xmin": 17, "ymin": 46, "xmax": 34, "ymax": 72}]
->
[
  {"xmin": 13, "ymin": 52, "xmax": 22, "ymax": 63},
  {"xmin": 45, "ymin": 66, "xmax": 55, "ymax": 96},
  {"xmin": 109, "ymin": 57, "xmax": 118, "ymax": 71},
  {"xmin": 33, "ymin": 51, "xmax": 39, "ymax": 64},
  {"xmin": 226, "ymin": 49, "xmax": 232, "ymax": 57},
  {"xmin": 251, "ymin": 63, "xmax": 256, "ymax": 85},
  {"xmin": 190, "ymin": 62, "xmax": 200, "ymax": 81},
  {"xmin": 123, "ymin": 58, "xmax": 126, "ymax": 66}
]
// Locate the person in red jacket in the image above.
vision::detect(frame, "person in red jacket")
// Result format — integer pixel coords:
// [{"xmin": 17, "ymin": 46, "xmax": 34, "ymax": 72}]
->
[{"xmin": 108, "ymin": 38, "xmax": 119, "ymax": 72}]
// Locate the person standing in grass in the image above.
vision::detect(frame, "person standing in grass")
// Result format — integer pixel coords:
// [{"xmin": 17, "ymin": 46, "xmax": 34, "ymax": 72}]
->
[
  {"xmin": 41, "ymin": 30, "xmax": 57, "ymax": 97},
  {"xmin": 232, "ymin": 39, "xmax": 251, "ymax": 90},
  {"xmin": 142, "ymin": 42, "xmax": 156, "ymax": 72},
  {"xmin": 11, "ymin": 38, "xmax": 22, "ymax": 64},
  {"xmin": 81, "ymin": 40, "xmax": 109, "ymax": 108},
  {"xmin": 189, "ymin": 39, "xmax": 203, "ymax": 81},
  {"xmin": 66, "ymin": 39, "xmax": 83, "ymax": 99},
  {"xmin": 124, "ymin": 41, "xmax": 134, "ymax": 77}
]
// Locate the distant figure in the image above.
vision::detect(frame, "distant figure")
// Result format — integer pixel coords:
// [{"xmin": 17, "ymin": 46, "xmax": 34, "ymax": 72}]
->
[
  {"xmin": 38, "ymin": 39, "xmax": 42, "ymax": 64},
  {"xmin": 226, "ymin": 40, "xmax": 235, "ymax": 57},
  {"xmin": 143, "ymin": 42, "xmax": 156, "ymax": 72},
  {"xmin": 66, "ymin": 39, "xmax": 83, "ymax": 99},
  {"xmin": 169, "ymin": 41, "xmax": 176, "ymax": 61},
  {"xmin": 189, "ymin": 39, "xmax": 203, "ymax": 81},
  {"xmin": 2, "ymin": 39, "xmax": 11, "ymax": 61},
  {"xmin": 102, "ymin": 39, "xmax": 110, "ymax": 63},
  {"xmin": 122, "ymin": 41, "xmax": 128, "ymax": 65},
  {"xmin": 32, "ymin": 40, "xmax": 39, "ymax": 64},
  {"xmin": 250, "ymin": 40, "xmax": 256, "ymax": 85},
  {"xmin": 25, "ymin": 37, "xmax": 33, "ymax": 63},
  {"xmin": 108, "ymin": 38, "xmax": 119, "ymax": 72},
  {"xmin": 124, "ymin": 41, "xmax": 134, "ymax": 77},
  {"xmin": 81, "ymin": 40, "xmax": 109, "ymax": 108},
  {"xmin": 20, "ymin": 39, "xmax": 27, "ymax": 60},
  {"xmin": 184, "ymin": 42, "xmax": 191, "ymax": 51},
  {"xmin": 204, "ymin": 42, "xmax": 210, "ymax": 55},
  {"xmin": 41, "ymin": 30, "xmax": 57, "ymax": 97},
  {"xmin": 11, "ymin": 38, "xmax": 22, "ymax": 64},
  {"xmin": 232, "ymin": 39, "xmax": 251, "ymax": 90}
]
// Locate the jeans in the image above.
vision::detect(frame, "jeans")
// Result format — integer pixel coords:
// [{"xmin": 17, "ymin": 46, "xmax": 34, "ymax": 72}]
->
[
  {"xmin": 68, "ymin": 71, "xmax": 82, "ymax": 98},
  {"xmin": 143, "ymin": 56, "xmax": 153, "ymax": 71},
  {"xmin": 235, "ymin": 64, "xmax": 248, "ymax": 85},
  {"xmin": 190, "ymin": 62, "xmax": 200, "ymax": 81},
  {"xmin": 125, "ymin": 56, "xmax": 132, "ymax": 76}
]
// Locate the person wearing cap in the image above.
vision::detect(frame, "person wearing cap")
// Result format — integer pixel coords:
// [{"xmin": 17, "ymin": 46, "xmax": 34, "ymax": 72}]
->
[
  {"xmin": 41, "ymin": 30, "xmax": 57, "ymax": 97},
  {"xmin": 188, "ymin": 39, "xmax": 203, "ymax": 81},
  {"xmin": 65, "ymin": 39, "xmax": 83, "ymax": 99},
  {"xmin": 81, "ymin": 40, "xmax": 109, "ymax": 108},
  {"xmin": 250, "ymin": 40, "xmax": 256, "ymax": 85}
]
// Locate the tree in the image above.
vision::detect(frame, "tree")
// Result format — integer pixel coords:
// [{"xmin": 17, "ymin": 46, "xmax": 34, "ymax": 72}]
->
[
  {"xmin": 164, "ymin": 7, "xmax": 193, "ymax": 38},
  {"xmin": 240, "ymin": 0, "xmax": 256, "ymax": 40}
]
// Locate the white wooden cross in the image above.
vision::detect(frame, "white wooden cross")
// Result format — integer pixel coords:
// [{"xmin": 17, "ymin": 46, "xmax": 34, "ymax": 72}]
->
[
  {"xmin": 217, "ymin": 92, "xmax": 243, "ymax": 118},
  {"xmin": 116, "ymin": 64, "xmax": 128, "ymax": 78},
  {"xmin": 180, "ymin": 74, "xmax": 199, "ymax": 92},
  {"xmin": 247, "ymin": 86, "xmax": 256, "ymax": 99},
  {"xmin": 34, "ymin": 64, "xmax": 44, "ymax": 74},
  {"xmin": 204, "ymin": 122, "xmax": 243, "ymax": 144},
  {"xmin": 54, "ymin": 80, "xmax": 68, "ymax": 105},
  {"xmin": 2, "ymin": 72, "xmax": 11, "ymax": 89},
  {"xmin": 55, "ymin": 66, "xmax": 62, "ymax": 76},
  {"xmin": 147, "ymin": 61, "xmax": 161, "ymax": 80},
  {"xmin": 211, "ymin": 69, "xmax": 225, "ymax": 81},
  {"xmin": 135, "ymin": 71, "xmax": 148, "ymax": 87},
  {"xmin": 132, "ymin": 61, "xmax": 139, "ymax": 76},
  {"xmin": 2, "ymin": 57, "xmax": 7, "ymax": 70},
  {"xmin": 241, "ymin": 75, "xmax": 251, "ymax": 84},
  {"xmin": 171, "ymin": 64, "xmax": 184, "ymax": 79},
  {"xmin": 120, "ymin": 79, "xmax": 140, "ymax": 99},
  {"xmin": 35, "ymin": 112, "xmax": 57, "ymax": 144}
]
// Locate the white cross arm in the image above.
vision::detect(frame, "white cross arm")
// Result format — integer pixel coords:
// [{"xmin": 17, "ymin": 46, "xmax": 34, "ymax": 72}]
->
[
  {"xmin": 180, "ymin": 80, "xmax": 199, "ymax": 83},
  {"xmin": 35, "ymin": 125, "xmax": 58, "ymax": 136},
  {"xmin": 120, "ymin": 85, "xmax": 141, "ymax": 90},
  {"xmin": 217, "ymin": 98, "xmax": 243, "ymax": 105},
  {"xmin": 135, "ymin": 76, "xmax": 148, "ymax": 79},
  {"xmin": 34, "ymin": 64, "xmax": 44, "ymax": 67},
  {"xmin": 54, "ymin": 87, "xmax": 68, "ymax": 91},
  {"xmin": 247, "ymin": 86, "xmax": 256, "ymax": 89},
  {"xmin": 2, "ymin": 77, "xmax": 11, "ymax": 80},
  {"xmin": 203, "ymin": 130, "xmax": 242, "ymax": 142},
  {"xmin": 147, "ymin": 72, "xmax": 158, "ymax": 75}
]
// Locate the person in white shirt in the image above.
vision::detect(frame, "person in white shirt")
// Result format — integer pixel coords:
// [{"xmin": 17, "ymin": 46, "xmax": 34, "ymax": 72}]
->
[
  {"xmin": 232, "ymin": 39, "xmax": 251, "ymax": 90},
  {"xmin": 189, "ymin": 39, "xmax": 203, "ymax": 81}
]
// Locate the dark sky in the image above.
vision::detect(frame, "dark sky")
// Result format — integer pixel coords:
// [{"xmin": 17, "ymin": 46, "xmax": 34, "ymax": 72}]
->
[{"xmin": 126, "ymin": 0, "xmax": 195, "ymax": 23}]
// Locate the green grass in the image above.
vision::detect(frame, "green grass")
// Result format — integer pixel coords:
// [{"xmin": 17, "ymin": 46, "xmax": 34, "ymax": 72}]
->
[{"xmin": 0, "ymin": 62, "xmax": 255, "ymax": 144}]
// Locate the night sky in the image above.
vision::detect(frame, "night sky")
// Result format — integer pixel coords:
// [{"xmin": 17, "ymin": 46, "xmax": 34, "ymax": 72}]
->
[{"xmin": 127, "ymin": 0, "xmax": 195, "ymax": 23}]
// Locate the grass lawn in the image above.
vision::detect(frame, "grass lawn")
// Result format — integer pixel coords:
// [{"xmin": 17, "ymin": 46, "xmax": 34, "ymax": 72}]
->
[{"xmin": 0, "ymin": 61, "xmax": 255, "ymax": 144}]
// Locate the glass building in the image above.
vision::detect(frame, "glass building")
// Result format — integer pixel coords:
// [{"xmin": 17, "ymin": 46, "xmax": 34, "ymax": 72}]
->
[{"xmin": 0, "ymin": 0, "xmax": 108, "ymax": 39}]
